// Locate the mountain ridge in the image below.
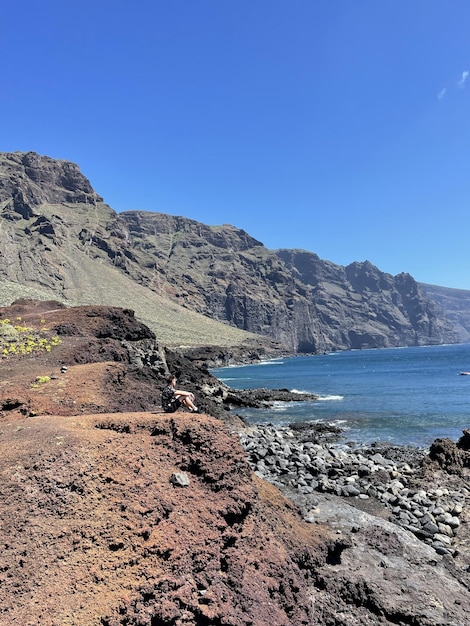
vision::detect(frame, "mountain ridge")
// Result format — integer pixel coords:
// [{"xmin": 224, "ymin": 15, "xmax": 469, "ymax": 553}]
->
[
  {"xmin": 0, "ymin": 152, "xmax": 269, "ymax": 351},
  {"xmin": 1, "ymin": 150, "xmax": 468, "ymax": 352}
]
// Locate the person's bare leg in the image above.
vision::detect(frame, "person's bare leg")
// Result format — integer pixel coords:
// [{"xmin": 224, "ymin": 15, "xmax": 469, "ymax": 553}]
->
[
  {"xmin": 183, "ymin": 397, "xmax": 198, "ymax": 411},
  {"xmin": 176, "ymin": 395, "xmax": 198, "ymax": 411}
]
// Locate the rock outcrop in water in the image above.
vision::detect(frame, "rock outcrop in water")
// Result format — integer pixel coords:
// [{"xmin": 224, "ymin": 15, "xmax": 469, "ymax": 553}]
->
[{"xmin": 425, "ymin": 430, "xmax": 470, "ymax": 475}]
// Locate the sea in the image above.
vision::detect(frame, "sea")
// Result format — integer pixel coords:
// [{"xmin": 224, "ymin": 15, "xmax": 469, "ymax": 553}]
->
[{"xmin": 211, "ymin": 343, "xmax": 470, "ymax": 449}]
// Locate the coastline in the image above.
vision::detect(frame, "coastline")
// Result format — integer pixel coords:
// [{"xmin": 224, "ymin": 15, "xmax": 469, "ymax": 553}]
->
[
  {"xmin": 172, "ymin": 343, "xmax": 470, "ymax": 586},
  {"xmin": 2, "ymin": 299, "xmax": 468, "ymax": 625},
  {"xmin": 208, "ymin": 343, "xmax": 470, "ymax": 448},
  {"xmin": 238, "ymin": 421, "xmax": 470, "ymax": 570}
]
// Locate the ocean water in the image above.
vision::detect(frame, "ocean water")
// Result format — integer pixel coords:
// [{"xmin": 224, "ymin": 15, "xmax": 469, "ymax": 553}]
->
[{"xmin": 211, "ymin": 344, "xmax": 470, "ymax": 448}]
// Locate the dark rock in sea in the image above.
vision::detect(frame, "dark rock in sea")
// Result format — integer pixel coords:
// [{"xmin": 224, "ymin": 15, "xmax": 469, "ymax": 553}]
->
[
  {"xmin": 288, "ymin": 420, "xmax": 343, "ymax": 444},
  {"xmin": 457, "ymin": 428, "xmax": 470, "ymax": 451},
  {"xmin": 224, "ymin": 386, "xmax": 318, "ymax": 407},
  {"xmin": 425, "ymin": 434, "xmax": 470, "ymax": 475}
]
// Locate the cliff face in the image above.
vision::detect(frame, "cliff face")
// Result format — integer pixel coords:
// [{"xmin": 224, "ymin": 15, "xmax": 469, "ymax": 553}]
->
[
  {"xmin": 0, "ymin": 151, "xmax": 101, "ymax": 212},
  {"xmin": 0, "ymin": 153, "xmax": 266, "ymax": 350},
  {"xmin": 0, "ymin": 151, "xmax": 462, "ymax": 352},
  {"xmin": 115, "ymin": 213, "xmax": 457, "ymax": 351},
  {"xmin": 276, "ymin": 250, "xmax": 455, "ymax": 351},
  {"xmin": 419, "ymin": 283, "xmax": 470, "ymax": 342}
]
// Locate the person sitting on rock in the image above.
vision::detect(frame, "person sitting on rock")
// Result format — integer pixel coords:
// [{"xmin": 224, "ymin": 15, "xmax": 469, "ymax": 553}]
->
[{"xmin": 161, "ymin": 374, "xmax": 200, "ymax": 413}]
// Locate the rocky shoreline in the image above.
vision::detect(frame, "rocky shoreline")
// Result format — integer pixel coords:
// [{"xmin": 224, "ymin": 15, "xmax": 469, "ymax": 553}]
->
[
  {"xmin": 239, "ymin": 423, "xmax": 470, "ymax": 562},
  {"xmin": 176, "ymin": 345, "xmax": 470, "ymax": 576}
]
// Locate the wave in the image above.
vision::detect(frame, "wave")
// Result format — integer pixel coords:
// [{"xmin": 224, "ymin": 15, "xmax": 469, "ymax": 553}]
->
[
  {"xmin": 317, "ymin": 394, "xmax": 344, "ymax": 401},
  {"xmin": 270, "ymin": 401, "xmax": 289, "ymax": 411},
  {"xmin": 258, "ymin": 359, "xmax": 285, "ymax": 366},
  {"xmin": 212, "ymin": 357, "xmax": 285, "ymax": 372},
  {"xmin": 290, "ymin": 390, "xmax": 343, "ymax": 401}
]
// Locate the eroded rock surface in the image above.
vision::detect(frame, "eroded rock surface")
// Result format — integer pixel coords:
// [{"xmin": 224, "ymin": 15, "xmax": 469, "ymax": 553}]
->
[
  {"xmin": 0, "ymin": 300, "xmax": 469, "ymax": 625},
  {"xmin": 2, "ymin": 412, "xmax": 469, "ymax": 626},
  {"xmin": 0, "ymin": 412, "xmax": 329, "ymax": 625}
]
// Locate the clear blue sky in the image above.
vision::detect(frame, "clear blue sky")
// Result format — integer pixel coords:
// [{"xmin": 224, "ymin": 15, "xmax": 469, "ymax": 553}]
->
[{"xmin": 2, "ymin": 1, "xmax": 469, "ymax": 290}]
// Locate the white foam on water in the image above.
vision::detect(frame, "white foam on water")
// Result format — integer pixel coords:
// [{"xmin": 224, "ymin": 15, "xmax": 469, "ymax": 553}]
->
[
  {"xmin": 270, "ymin": 401, "xmax": 289, "ymax": 411},
  {"xmin": 258, "ymin": 359, "xmax": 285, "ymax": 366},
  {"xmin": 317, "ymin": 394, "xmax": 344, "ymax": 401}
]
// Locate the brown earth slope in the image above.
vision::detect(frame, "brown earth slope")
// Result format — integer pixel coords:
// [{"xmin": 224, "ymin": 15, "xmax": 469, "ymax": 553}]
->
[
  {"xmin": 0, "ymin": 300, "xmax": 332, "ymax": 625},
  {"xmin": 1, "ymin": 300, "xmax": 469, "ymax": 626},
  {"xmin": 1, "ymin": 411, "xmax": 331, "ymax": 626},
  {"xmin": 0, "ymin": 300, "xmax": 164, "ymax": 418}
]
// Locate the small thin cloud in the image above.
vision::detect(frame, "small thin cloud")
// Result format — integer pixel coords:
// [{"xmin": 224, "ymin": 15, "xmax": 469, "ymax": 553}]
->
[
  {"xmin": 457, "ymin": 70, "xmax": 469, "ymax": 88},
  {"xmin": 437, "ymin": 87, "xmax": 447, "ymax": 100}
]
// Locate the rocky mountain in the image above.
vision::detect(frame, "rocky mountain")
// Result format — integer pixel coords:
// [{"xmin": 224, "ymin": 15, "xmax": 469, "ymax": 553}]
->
[
  {"xmin": 0, "ymin": 152, "xmax": 266, "ymax": 352},
  {"xmin": 119, "ymin": 211, "xmax": 458, "ymax": 351},
  {"xmin": 419, "ymin": 283, "xmax": 470, "ymax": 343},
  {"xmin": 0, "ymin": 151, "xmax": 466, "ymax": 353}
]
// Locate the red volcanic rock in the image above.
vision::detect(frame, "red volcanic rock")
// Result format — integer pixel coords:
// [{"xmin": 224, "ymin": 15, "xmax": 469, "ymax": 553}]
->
[
  {"xmin": 1, "ymin": 301, "xmax": 469, "ymax": 625},
  {"xmin": 0, "ymin": 411, "xmax": 329, "ymax": 625},
  {"xmin": 0, "ymin": 301, "xmax": 164, "ymax": 419}
]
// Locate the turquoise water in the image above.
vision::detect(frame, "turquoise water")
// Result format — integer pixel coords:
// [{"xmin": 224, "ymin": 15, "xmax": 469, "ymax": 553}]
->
[{"xmin": 212, "ymin": 344, "xmax": 470, "ymax": 448}]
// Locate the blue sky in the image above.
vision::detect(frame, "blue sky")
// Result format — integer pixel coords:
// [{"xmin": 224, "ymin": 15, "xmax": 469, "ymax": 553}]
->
[{"xmin": 2, "ymin": 1, "xmax": 469, "ymax": 289}]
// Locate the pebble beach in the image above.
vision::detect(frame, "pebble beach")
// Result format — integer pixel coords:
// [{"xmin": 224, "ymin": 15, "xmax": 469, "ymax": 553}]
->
[{"xmin": 239, "ymin": 423, "xmax": 468, "ymax": 558}]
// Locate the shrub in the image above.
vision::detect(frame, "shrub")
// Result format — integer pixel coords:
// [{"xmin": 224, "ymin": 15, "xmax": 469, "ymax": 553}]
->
[{"xmin": 0, "ymin": 321, "xmax": 62, "ymax": 360}]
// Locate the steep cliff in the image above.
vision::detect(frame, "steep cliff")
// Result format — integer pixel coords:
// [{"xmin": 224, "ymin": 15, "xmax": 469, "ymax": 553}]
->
[
  {"xmin": 419, "ymin": 283, "xmax": 470, "ymax": 342},
  {"xmin": 0, "ymin": 152, "xmax": 267, "ymax": 350},
  {"xmin": 277, "ymin": 250, "xmax": 455, "ymax": 351},
  {"xmin": 0, "ymin": 151, "xmax": 462, "ymax": 352},
  {"xmin": 114, "ymin": 212, "xmax": 457, "ymax": 351}
]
